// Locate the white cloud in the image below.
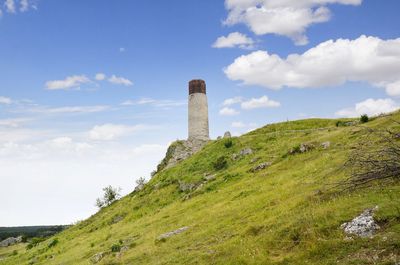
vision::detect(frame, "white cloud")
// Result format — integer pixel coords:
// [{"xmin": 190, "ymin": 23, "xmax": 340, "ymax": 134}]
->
[
  {"xmin": 121, "ymin": 98, "xmax": 186, "ymax": 108},
  {"xmin": 0, "ymin": 96, "xmax": 12, "ymax": 104},
  {"xmin": 241, "ymin": 95, "xmax": 280, "ymax": 109},
  {"xmin": 231, "ymin": 121, "xmax": 246, "ymax": 128},
  {"xmin": 20, "ymin": 0, "xmax": 29, "ymax": 12},
  {"xmin": 224, "ymin": 0, "xmax": 362, "ymax": 45},
  {"xmin": 5, "ymin": 0, "xmax": 16, "ymax": 13},
  {"xmin": 0, "ymin": 118, "xmax": 30, "ymax": 128},
  {"xmin": 225, "ymin": 36, "xmax": 400, "ymax": 96},
  {"xmin": 45, "ymin": 75, "xmax": 91, "ymax": 90},
  {"xmin": 213, "ymin": 32, "xmax": 255, "ymax": 49},
  {"xmin": 335, "ymin": 98, "xmax": 399, "ymax": 117},
  {"xmin": 108, "ymin": 75, "xmax": 133, "ymax": 86},
  {"xmin": 223, "ymin": 96, "xmax": 243, "ymax": 106},
  {"xmin": 219, "ymin": 107, "xmax": 240, "ymax": 116},
  {"xmin": 386, "ymin": 80, "xmax": 400, "ymax": 97},
  {"xmin": 0, "ymin": 136, "xmax": 166, "ymax": 226},
  {"xmin": 230, "ymin": 121, "xmax": 258, "ymax": 136},
  {"xmin": 95, "ymin": 73, "xmax": 106, "ymax": 81},
  {"xmin": 28, "ymin": 105, "xmax": 110, "ymax": 114},
  {"xmin": 89, "ymin": 123, "xmax": 151, "ymax": 141},
  {"xmin": 137, "ymin": 98, "xmax": 156, "ymax": 104}
]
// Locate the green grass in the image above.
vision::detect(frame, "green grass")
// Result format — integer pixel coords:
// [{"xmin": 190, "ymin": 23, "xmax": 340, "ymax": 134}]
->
[{"xmin": 1, "ymin": 113, "xmax": 400, "ymax": 265}]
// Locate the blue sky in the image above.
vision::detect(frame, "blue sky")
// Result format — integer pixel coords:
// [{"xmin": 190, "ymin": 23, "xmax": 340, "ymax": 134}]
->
[{"xmin": 1, "ymin": 0, "xmax": 400, "ymax": 226}]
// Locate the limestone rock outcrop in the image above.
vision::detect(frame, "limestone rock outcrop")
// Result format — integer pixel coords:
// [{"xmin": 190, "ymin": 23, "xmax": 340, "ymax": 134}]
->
[
  {"xmin": 156, "ymin": 139, "xmax": 209, "ymax": 172},
  {"xmin": 341, "ymin": 206, "xmax": 380, "ymax": 238},
  {"xmin": 0, "ymin": 236, "xmax": 22, "ymax": 247}
]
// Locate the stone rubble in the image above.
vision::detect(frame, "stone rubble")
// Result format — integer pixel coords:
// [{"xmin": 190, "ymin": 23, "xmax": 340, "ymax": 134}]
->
[
  {"xmin": 157, "ymin": 227, "xmax": 189, "ymax": 241},
  {"xmin": 250, "ymin": 162, "xmax": 272, "ymax": 172},
  {"xmin": 90, "ymin": 252, "xmax": 104, "ymax": 264},
  {"xmin": 178, "ymin": 181, "xmax": 197, "ymax": 192},
  {"xmin": 341, "ymin": 206, "xmax": 380, "ymax": 238},
  {"xmin": 240, "ymin": 148, "xmax": 253, "ymax": 156},
  {"xmin": 321, "ymin": 141, "xmax": 331, "ymax": 149},
  {"xmin": 203, "ymin": 174, "xmax": 216, "ymax": 181},
  {"xmin": 232, "ymin": 148, "xmax": 254, "ymax": 160}
]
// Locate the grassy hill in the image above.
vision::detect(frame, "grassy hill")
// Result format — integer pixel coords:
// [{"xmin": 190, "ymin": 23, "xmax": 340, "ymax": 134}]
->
[{"xmin": 1, "ymin": 112, "xmax": 399, "ymax": 265}]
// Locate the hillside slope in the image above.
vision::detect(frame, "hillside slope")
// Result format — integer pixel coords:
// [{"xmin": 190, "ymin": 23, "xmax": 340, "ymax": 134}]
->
[{"xmin": 2, "ymin": 113, "xmax": 400, "ymax": 265}]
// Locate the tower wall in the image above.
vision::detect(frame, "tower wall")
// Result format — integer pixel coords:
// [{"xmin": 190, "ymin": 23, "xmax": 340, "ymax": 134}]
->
[{"xmin": 188, "ymin": 80, "xmax": 209, "ymax": 141}]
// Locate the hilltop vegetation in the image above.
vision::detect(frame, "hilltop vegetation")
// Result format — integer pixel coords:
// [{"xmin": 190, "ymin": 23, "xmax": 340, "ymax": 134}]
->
[
  {"xmin": 0, "ymin": 226, "xmax": 68, "ymax": 242},
  {"xmin": 1, "ymin": 112, "xmax": 400, "ymax": 265}
]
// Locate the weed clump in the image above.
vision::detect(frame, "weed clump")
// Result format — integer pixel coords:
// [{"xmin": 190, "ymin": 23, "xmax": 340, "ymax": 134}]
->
[
  {"xmin": 224, "ymin": 139, "xmax": 233, "ymax": 148},
  {"xmin": 48, "ymin": 238, "xmax": 59, "ymax": 248},
  {"xmin": 213, "ymin": 156, "xmax": 228, "ymax": 170},
  {"xmin": 111, "ymin": 243, "xmax": 121, "ymax": 252}
]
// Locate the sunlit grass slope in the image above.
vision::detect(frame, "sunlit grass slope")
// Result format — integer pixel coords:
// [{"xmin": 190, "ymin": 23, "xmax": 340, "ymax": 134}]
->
[{"xmin": 2, "ymin": 112, "xmax": 400, "ymax": 265}]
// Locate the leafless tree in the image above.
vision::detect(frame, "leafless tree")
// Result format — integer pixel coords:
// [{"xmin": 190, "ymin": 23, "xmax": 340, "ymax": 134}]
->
[{"xmin": 343, "ymin": 119, "xmax": 400, "ymax": 188}]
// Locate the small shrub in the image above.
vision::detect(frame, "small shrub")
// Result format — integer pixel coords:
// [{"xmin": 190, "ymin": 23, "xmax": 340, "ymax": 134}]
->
[
  {"xmin": 111, "ymin": 244, "xmax": 121, "ymax": 252},
  {"xmin": 26, "ymin": 237, "xmax": 46, "ymax": 250},
  {"xmin": 213, "ymin": 156, "xmax": 228, "ymax": 170},
  {"xmin": 224, "ymin": 139, "xmax": 233, "ymax": 148},
  {"xmin": 11, "ymin": 250, "xmax": 18, "ymax": 256},
  {"xmin": 336, "ymin": 121, "xmax": 344, "ymax": 127},
  {"xmin": 95, "ymin": 186, "xmax": 121, "ymax": 208},
  {"xmin": 48, "ymin": 238, "xmax": 59, "ymax": 248},
  {"xmin": 360, "ymin": 114, "xmax": 369, "ymax": 123}
]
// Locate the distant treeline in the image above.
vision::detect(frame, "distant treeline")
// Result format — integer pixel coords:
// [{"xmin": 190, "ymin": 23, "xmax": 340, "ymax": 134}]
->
[{"xmin": 0, "ymin": 226, "xmax": 69, "ymax": 241}]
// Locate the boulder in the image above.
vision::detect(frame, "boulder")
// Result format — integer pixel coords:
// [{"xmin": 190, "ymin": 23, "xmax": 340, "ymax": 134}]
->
[
  {"xmin": 0, "ymin": 236, "xmax": 22, "ymax": 247},
  {"xmin": 91, "ymin": 252, "xmax": 104, "ymax": 264},
  {"xmin": 250, "ymin": 162, "xmax": 272, "ymax": 172},
  {"xmin": 341, "ymin": 206, "xmax": 380, "ymax": 238},
  {"xmin": 321, "ymin": 141, "xmax": 331, "ymax": 149},
  {"xmin": 178, "ymin": 181, "xmax": 197, "ymax": 192},
  {"xmin": 289, "ymin": 143, "xmax": 315, "ymax": 155},
  {"xmin": 299, "ymin": 143, "xmax": 315, "ymax": 153},
  {"xmin": 232, "ymin": 148, "xmax": 253, "ymax": 160},
  {"xmin": 240, "ymin": 148, "xmax": 253, "ymax": 156},
  {"xmin": 203, "ymin": 174, "xmax": 216, "ymax": 182},
  {"xmin": 223, "ymin": 131, "xmax": 231, "ymax": 138}
]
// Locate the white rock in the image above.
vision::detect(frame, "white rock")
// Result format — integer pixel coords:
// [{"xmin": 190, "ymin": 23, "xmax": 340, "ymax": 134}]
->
[
  {"xmin": 157, "ymin": 227, "xmax": 189, "ymax": 241},
  {"xmin": 341, "ymin": 206, "xmax": 380, "ymax": 238}
]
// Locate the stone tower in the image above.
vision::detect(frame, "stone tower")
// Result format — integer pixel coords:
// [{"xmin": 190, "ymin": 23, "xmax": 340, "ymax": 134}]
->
[{"xmin": 188, "ymin": 79, "xmax": 209, "ymax": 141}]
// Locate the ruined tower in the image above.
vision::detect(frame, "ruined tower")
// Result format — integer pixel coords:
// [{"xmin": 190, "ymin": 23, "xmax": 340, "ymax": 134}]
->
[{"xmin": 188, "ymin": 79, "xmax": 209, "ymax": 141}]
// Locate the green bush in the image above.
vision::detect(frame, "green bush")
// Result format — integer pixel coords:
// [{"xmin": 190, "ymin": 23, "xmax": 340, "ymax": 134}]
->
[
  {"xmin": 213, "ymin": 156, "xmax": 228, "ymax": 170},
  {"xmin": 26, "ymin": 237, "xmax": 46, "ymax": 250},
  {"xmin": 48, "ymin": 238, "xmax": 59, "ymax": 248},
  {"xmin": 224, "ymin": 139, "xmax": 233, "ymax": 148},
  {"xmin": 335, "ymin": 121, "xmax": 343, "ymax": 127},
  {"xmin": 360, "ymin": 114, "xmax": 369, "ymax": 123},
  {"xmin": 111, "ymin": 243, "xmax": 121, "ymax": 252}
]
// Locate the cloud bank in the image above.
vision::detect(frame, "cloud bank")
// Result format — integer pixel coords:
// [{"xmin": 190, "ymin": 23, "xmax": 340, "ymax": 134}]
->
[
  {"xmin": 335, "ymin": 98, "xmax": 399, "ymax": 117},
  {"xmin": 225, "ymin": 35, "xmax": 400, "ymax": 96},
  {"xmin": 224, "ymin": 0, "xmax": 362, "ymax": 45}
]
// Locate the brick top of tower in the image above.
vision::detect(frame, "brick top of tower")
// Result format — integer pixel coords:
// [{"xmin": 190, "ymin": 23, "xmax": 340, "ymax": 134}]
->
[{"xmin": 189, "ymin": 79, "xmax": 206, "ymax": 95}]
